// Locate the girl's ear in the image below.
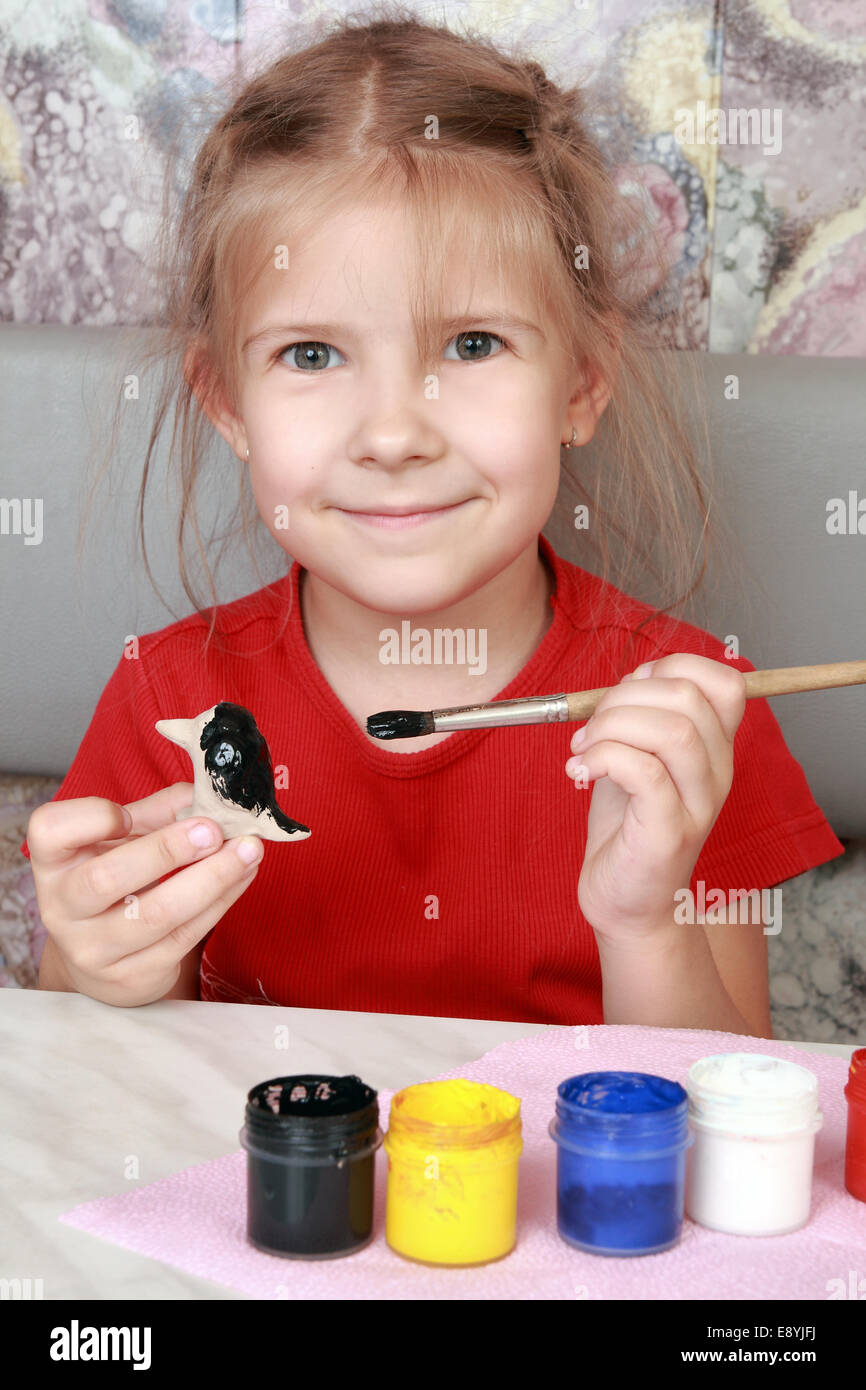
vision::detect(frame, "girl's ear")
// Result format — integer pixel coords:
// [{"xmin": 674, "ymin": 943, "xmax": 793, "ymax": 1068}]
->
[
  {"xmin": 567, "ymin": 355, "xmax": 616, "ymax": 447},
  {"xmin": 183, "ymin": 338, "xmax": 247, "ymax": 460}
]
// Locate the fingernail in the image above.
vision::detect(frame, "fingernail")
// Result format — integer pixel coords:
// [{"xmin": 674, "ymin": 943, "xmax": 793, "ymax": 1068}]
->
[
  {"xmin": 235, "ymin": 836, "xmax": 262, "ymax": 865},
  {"xmin": 565, "ymin": 758, "xmax": 585, "ymax": 778},
  {"xmin": 632, "ymin": 662, "xmax": 655, "ymax": 679},
  {"xmin": 572, "ymin": 727, "xmax": 587, "ymax": 749},
  {"xmin": 187, "ymin": 822, "xmax": 218, "ymax": 848}
]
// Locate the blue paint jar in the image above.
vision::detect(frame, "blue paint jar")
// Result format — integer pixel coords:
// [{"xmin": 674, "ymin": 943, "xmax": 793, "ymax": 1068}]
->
[{"xmin": 549, "ymin": 1071, "xmax": 693, "ymax": 1256}]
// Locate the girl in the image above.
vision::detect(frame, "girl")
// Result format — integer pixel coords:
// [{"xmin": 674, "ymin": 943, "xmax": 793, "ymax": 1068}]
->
[{"xmin": 24, "ymin": 10, "xmax": 843, "ymax": 1032}]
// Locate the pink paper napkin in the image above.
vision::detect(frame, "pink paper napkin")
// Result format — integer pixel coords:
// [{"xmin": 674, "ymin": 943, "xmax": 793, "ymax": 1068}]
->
[{"xmin": 59, "ymin": 1025, "xmax": 865, "ymax": 1299}]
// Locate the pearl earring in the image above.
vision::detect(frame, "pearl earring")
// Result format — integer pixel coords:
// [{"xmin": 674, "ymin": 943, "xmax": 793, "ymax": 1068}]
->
[
  {"xmin": 563, "ymin": 427, "xmax": 578, "ymax": 450},
  {"xmin": 245, "ymin": 447, "xmax": 249, "ymax": 461}
]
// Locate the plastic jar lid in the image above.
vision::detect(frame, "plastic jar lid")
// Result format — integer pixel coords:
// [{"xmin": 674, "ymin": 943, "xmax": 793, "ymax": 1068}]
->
[
  {"xmin": 384, "ymin": 1079, "xmax": 522, "ymax": 1161},
  {"xmin": 845, "ymin": 1048, "xmax": 866, "ymax": 1107},
  {"xmin": 687, "ymin": 1053, "xmax": 822, "ymax": 1136},
  {"xmin": 242, "ymin": 1074, "xmax": 380, "ymax": 1160},
  {"xmin": 549, "ymin": 1071, "xmax": 691, "ymax": 1157}
]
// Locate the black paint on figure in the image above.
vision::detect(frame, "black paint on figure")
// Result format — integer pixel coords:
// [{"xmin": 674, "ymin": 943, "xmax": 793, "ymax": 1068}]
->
[{"xmin": 200, "ymin": 702, "xmax": 310, "ymax": 834}]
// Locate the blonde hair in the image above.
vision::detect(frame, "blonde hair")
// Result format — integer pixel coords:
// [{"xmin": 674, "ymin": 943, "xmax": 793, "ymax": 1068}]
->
[{"xmin": 85, "ymin": 4, "xmax": 747, "ymax": 673}]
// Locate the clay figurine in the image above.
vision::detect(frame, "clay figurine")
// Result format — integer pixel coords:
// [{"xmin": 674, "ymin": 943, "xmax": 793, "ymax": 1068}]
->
[{"xmin": 155, "ymin": 702, "xmax": 311, "ymax": 843}]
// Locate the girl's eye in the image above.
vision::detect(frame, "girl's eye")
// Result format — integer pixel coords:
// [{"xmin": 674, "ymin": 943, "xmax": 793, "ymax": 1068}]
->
[
  {"xmin": 444, "ymin": 330, "xmax": 507, "ymax": 362},
  {"xmin": 277, "ymin": 341, "xmax": 346, "ymax": 370},
  {"xmin": 275, "ymin": 331, "xmax": 507, "ymax": 370}
]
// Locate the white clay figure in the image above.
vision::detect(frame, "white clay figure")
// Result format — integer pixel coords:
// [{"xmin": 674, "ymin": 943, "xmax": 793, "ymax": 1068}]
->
[{"xmin": 155, "ymin": 702, "xmax": 311, "ymax": 843}]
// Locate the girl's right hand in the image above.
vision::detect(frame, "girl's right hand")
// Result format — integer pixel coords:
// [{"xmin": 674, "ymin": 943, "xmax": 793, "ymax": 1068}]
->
[{"xmin": 26, "ymin": 782, "xmax": 263, "ymax": 1007}]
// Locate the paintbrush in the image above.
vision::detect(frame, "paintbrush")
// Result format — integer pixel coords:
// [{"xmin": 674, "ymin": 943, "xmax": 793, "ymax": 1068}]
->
[{"xmin": 366, "ymin": 659, "xmax": 866, "ymax": 740}]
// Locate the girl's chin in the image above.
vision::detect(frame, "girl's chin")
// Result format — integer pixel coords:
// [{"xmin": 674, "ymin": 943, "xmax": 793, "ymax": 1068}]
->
[{"xmin": 329, "ymin": 567, "xmax": 477, "ymax": 615}]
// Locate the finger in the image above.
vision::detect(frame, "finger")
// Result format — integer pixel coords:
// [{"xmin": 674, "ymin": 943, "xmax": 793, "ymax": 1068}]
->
[
  {"xmin": 116, "ymin": 858, "xmax": 262, "ymax": 982},
  {"xmin": 75, "ymin": 836, "xmax": 264, "ymax": 966},
  {"xmin": 94, "ymin": 784, "xmax": 197, "ymax": 850},
  {"xmin": 624, "ymin": 654, "xmax": 746, "ymax": 741},
  {"xmin": 569, "ymin": 741, "xmax": 685, "ymax": 841},
  {"xmin": 65, "ymin": 816, "xmax": 228, "ymax": 921},
  {"xmin": 27, "ymin": 796, "xmax": 136, "ymax": 870},
  {"xmin": 575, "ymin": 669, "xmax": 733, "ymax": 772},
  {"xmin": 120, "ymin": 782, "xmax": 196, "ymax": 834},
  {"xmin": 571, "ymin": 706, "xmax": 722, "ymax": 826}
]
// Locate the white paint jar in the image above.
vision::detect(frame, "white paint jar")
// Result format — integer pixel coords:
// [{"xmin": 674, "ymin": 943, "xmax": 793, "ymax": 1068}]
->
[{"xmin": 685, "ymin": 1053, "xmax": 822, "ymax": 1236}]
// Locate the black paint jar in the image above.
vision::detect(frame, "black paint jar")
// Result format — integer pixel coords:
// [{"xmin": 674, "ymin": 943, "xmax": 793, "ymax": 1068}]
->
[{"xmin": 239, "ymin": 1074, "xmax": 382, "ymax": 1259}]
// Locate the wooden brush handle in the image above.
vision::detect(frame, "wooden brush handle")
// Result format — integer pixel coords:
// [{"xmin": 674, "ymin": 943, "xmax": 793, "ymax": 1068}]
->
[{"xmin": 564, "ymin": 659, "xmax": 866, "ymax": 721}]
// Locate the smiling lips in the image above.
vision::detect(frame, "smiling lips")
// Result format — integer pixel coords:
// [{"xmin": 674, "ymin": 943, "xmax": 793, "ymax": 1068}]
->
[{"xmin": 339, "ymin": 500, "xmax": 469, "ymax": 529}]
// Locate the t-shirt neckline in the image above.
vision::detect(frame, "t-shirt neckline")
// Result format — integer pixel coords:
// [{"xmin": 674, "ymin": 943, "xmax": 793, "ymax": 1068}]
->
[{"xmin": 283, "ymin": 532, "xmax": 575, "ymax": 778}]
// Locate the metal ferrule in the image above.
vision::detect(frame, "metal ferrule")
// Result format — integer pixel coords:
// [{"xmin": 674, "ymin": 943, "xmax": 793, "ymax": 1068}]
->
[{"xmin": 431, "ymin": 693, "xmax": 570, "ymax": 731}]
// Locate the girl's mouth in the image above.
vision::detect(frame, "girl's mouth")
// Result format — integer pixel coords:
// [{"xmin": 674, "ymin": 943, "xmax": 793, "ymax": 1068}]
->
[{"xmin": 338, "ymin": 500, "xmax": 470, "ymax": 529}]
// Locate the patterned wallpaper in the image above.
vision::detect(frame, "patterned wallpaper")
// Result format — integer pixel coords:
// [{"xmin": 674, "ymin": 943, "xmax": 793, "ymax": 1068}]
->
[{"xmin": 0, "ymin": 0, "xmax": 864, "ymax": 352}]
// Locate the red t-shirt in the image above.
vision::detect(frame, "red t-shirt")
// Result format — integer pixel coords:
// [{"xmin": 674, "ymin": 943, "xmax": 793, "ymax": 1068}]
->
[{"xmin": 21, "ymin": 533, "xmax": 844, "ymax": 1020}]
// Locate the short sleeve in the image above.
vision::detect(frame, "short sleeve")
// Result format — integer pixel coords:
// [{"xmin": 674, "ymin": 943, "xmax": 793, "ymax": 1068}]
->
[
  {"xmin": 690, "ymin": 653, "xmax": 845, "ymax": 894},
  {"xmin": 19, "ymin": 648, "xmax": 189, "ymax": 861}
]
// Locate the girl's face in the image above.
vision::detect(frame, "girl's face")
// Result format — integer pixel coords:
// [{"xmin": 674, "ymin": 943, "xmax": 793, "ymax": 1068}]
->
[{"xmin": 221, "ymin": 198, "xmax": 595, "ymax": 616}]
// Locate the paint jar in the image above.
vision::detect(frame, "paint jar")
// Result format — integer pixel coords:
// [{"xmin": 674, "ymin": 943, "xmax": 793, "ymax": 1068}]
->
[
  {"xmin": 384, "ymin": 1078, "xmax": 522, "ymax": 1266},
  {"xmin": 685, "ymin": 1052, "xmax": 823, "ymax": 1236},
  {"xmin": 548, "ymin": 1071, "xmax": 692, "ymax": 1256},
  {"xmin": 844, "ymin": 1047, "xmax": 866, "ymax": 1203},
  {"xmin": 239, "ymin": 1074, "xmax": 382, "ymax": 1259}
]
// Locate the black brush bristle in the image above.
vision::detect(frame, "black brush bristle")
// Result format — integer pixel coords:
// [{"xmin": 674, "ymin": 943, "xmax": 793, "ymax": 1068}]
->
[{"xmin": 366, "ymin": 709, "xmax": 435, "ymax": 740}]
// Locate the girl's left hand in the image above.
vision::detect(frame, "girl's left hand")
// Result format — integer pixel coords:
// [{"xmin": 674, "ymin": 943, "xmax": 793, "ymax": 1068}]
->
[{"xmin": 566, "ymin": 654, "xmax": 747, "ymax": 944}]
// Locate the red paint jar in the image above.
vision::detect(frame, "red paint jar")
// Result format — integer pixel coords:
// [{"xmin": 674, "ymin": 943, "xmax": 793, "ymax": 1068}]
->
[{"xmin": 844, "ymin": 1048, "xmax": 866, "ymax": 1203}]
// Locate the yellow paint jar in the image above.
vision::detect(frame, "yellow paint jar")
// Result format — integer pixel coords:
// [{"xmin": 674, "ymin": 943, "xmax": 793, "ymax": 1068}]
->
[{"xmin": 384, "ymin": 1078, "xmax": 523, "ymax": 1266}]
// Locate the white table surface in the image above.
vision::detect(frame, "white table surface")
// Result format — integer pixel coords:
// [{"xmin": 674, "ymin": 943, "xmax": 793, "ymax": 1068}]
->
[{"xmin": 0, "ymin": 989, "xmax": 860, "ymax": 1300}]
